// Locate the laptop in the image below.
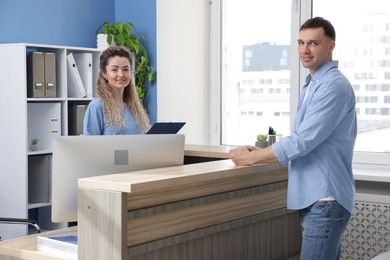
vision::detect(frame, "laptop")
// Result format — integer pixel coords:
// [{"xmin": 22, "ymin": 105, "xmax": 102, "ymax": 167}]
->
[{"xmin": 146, "ymin": 122, "xmax": 186, "ymax": 134}]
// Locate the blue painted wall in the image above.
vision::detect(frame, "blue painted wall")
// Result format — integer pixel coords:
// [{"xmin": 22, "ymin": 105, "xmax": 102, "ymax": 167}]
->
[
  {"xmin": 0, "ymin": 0, "xmax": 114, "ymax": 47},
  {"xmin": 0, "ymin": 0, "xmax": 157, "ymax": 122},
  {"xmin": 115, "ymin": 0, "xmax": 157, "ymax": 123}
]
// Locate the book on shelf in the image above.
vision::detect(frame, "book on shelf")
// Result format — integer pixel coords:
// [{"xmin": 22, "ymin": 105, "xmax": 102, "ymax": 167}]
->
[{"xmin": 67, "ymin": 53, "xmax": 87, "ymax": 98}]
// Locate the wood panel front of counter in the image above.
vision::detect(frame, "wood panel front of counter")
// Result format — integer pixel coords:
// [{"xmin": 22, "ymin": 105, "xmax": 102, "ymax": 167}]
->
[{"xmin": 78, "ymin": 160, "xmax": 301, "ymax": 260}]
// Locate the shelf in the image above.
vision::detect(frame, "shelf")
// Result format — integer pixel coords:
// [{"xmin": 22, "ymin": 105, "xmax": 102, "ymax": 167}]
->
[
  {"xmin": 28, "ymin": 149, "xmax": 53, "ymax": 155},
  {"xmin": 27, "ymin": 98, "xmax": 66, "ymax": 102},
  {"xmin": 28, "ymin": 202, "xmax": 52, "ymax": 210},
  {"xmin": 0, "ymin": 43, "xmax": 101, "ymax": 240},
  {"xmin": 67, "ymin": 97, "xmax": 93, "ymax": 101}
]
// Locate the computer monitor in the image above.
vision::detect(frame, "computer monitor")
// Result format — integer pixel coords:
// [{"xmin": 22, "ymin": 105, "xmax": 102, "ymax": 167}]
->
[{"xmin": 51, "ymin": 134, "xmax": 185, "ymax": 223}]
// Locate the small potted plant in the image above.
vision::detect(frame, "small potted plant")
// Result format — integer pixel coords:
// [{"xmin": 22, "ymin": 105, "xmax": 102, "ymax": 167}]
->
[
  {"xmin": 30, "ymin": 138, "xmax": 39, "ymax": 151},
  {"xmin": 255, "ymin": 134, "xmax": 269, "ymax": 148}
]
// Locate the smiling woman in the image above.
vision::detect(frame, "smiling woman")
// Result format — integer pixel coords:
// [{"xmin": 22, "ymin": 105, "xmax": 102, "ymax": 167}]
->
[
  {"xmin": 83, "ymin": 45, "xmax": 151, "ymax": 135},
  {"xmin": 95, "ymin": 21, "xmax": 156, "ymax": 110}
]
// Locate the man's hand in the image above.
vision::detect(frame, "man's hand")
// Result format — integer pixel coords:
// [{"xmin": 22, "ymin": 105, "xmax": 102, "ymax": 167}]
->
[
  {"xmin": 229, "ymin": 146, "xmax": 257, "ymax": 166},
  {"xmin": 245, "ymin": 145, "xmax": 258, "ymax": 152},
  {"xmin": 229, "ymin": 145, "xmax": 278, "ymax": 166}
]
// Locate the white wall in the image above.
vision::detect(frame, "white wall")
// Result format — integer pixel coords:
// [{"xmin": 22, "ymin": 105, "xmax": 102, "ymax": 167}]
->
[{"xmin": 156, "ymin": 0, "xmax": 210, "ymax": 144}]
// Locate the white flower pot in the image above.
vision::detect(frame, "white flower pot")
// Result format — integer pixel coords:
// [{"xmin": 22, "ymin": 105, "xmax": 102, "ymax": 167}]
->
[
  {"xmin": 97, "ymin": 34, "xmax": 110, "ymax": 50},
  {"xmin": 30, "ymin": 144, "xmax": 39, "ymax": 151},
  {"xmin": 255, "ymin": 141, "xmax": 269, "ymax": 148}
]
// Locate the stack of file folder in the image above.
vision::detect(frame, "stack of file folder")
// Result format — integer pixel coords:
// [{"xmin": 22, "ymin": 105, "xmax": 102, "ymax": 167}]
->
[
  {"xmin": 27, "ymin": 51, "xmax": 94, "ymax": 99},
  {"xmin": 27, "ymin": 52, "xmax": 57, "ymax": 98}
]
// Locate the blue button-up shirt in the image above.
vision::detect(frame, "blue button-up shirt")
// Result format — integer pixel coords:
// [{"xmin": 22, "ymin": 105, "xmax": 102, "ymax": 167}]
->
[{"xmin": 272, "ymin": 60, "xmax": 357, "ymax": 213}]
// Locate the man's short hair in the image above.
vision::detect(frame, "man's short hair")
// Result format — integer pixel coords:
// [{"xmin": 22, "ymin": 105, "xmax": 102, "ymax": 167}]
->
[{"xmin": 300, "ymin": 17, "xmax": 336, "ymax": 41}]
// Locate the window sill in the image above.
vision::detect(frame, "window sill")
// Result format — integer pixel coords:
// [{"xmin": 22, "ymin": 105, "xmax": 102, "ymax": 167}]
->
[{"xmin": 353, "ymin": 164, "xmax": 390, "ymax": 183}]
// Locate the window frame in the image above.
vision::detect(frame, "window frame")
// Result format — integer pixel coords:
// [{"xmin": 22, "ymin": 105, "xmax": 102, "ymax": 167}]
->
[{"xmin": 209, "ymin": 0, "xmax": 390, "ymax": 168}]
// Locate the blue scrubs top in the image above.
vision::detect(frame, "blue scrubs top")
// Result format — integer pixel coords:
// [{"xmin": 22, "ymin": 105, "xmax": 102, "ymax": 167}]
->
[{"xmin": 83, "ymin": 98, "xmax": 142, "ymax": 135}]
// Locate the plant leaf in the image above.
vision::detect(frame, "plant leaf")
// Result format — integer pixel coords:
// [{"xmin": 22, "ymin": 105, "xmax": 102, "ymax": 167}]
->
[{"xmin": 115, "ymin": 34, "xmax": 124, "ymax": 45}]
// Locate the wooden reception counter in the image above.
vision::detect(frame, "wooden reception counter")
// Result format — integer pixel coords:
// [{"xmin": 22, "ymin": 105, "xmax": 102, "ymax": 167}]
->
[{"xmin": 0, "ymin": 145, "xmax": 301, "ymax": 260}]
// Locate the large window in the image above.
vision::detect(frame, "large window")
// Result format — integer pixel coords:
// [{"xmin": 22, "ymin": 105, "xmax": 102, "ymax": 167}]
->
[
  {"xmin": 217, "ymin": 0, "xmax": 390, "ymax": 165},
  {"xmin": 313, "ymin": 0, "xmax": 390, "ymax": 154},
  {"xmin": 220, "ymin": 0, "xmax": 291, "ymax": 145}
]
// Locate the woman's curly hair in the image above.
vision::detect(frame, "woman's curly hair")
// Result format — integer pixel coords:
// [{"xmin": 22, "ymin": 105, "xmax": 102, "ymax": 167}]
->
[{"xmin": 97, "ymin": 45, "xmax": 150, "ymax": 133}]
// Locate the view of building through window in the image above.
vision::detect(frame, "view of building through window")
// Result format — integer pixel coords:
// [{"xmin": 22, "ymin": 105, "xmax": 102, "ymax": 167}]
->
[
  {"xmin": 222, "ymin": 0, "xmax": 390, "ymax": 154},
  {"xmin": 314, "ymin": 0, "xmax": 390, "ymax": 153},
  {"xmin": 221, "ymin": 0, "xmax": 291, "ymax": 146}
]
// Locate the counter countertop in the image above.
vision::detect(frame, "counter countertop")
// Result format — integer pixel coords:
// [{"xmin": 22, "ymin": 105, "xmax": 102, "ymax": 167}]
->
[
  {"xmin": 184, "ymin": 144, "xmax": 231, "ymax": 159},
  {"xmin": 184, "ymin": 144, "xmax": 390, "ymax": 184},
  {"xmin": 78, "ymin": 159, "xmax": 287, "ymax": 193}
]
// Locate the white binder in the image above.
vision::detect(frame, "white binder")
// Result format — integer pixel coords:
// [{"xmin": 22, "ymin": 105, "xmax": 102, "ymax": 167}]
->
[
  {"xmin": 67, "ymin": 53, "xmax": 86, "ymax": 98},
  {"xmin": 73, "ymin": 53, "xmax": 93, "ymax": 98}
]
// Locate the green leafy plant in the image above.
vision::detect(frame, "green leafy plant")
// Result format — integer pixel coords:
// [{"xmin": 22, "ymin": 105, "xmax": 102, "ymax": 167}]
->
[
  {"xmin": 256, "ymin": 134, "xmax": 267, "ymax": 142},
  {"xmin": 96, "ymin": 21, "xmax": 156, "ymax": 109},
  {"xmin": 31, "ymin": 138, "xmax": 39, "ymax": 145}
]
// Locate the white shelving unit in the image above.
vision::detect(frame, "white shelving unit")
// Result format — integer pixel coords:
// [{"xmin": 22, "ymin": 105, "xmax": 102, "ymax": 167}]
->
[{"xmin": 0, "ymin": 43, "xmax": 101, "ymax": 240}]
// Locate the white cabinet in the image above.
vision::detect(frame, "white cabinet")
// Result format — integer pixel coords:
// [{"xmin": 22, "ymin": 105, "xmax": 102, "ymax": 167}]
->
[
  {"xmin": 27, "ymin": 103, "xmax": 62, "ymax": 151},
  {"xmin": 0, "ymin": 43, "xmax": 100, "ymax": 240}
]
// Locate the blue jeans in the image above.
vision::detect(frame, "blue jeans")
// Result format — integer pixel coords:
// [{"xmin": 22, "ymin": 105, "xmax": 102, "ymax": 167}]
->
[{"xmin": 298, "ymin": 200, "xmax": 351, "ymax": 260}]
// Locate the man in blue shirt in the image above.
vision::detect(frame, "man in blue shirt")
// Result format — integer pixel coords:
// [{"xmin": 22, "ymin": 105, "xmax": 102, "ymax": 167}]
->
[{"xmin": 229, "ymin": 17, "xmax": 357, "ymax": 260}]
